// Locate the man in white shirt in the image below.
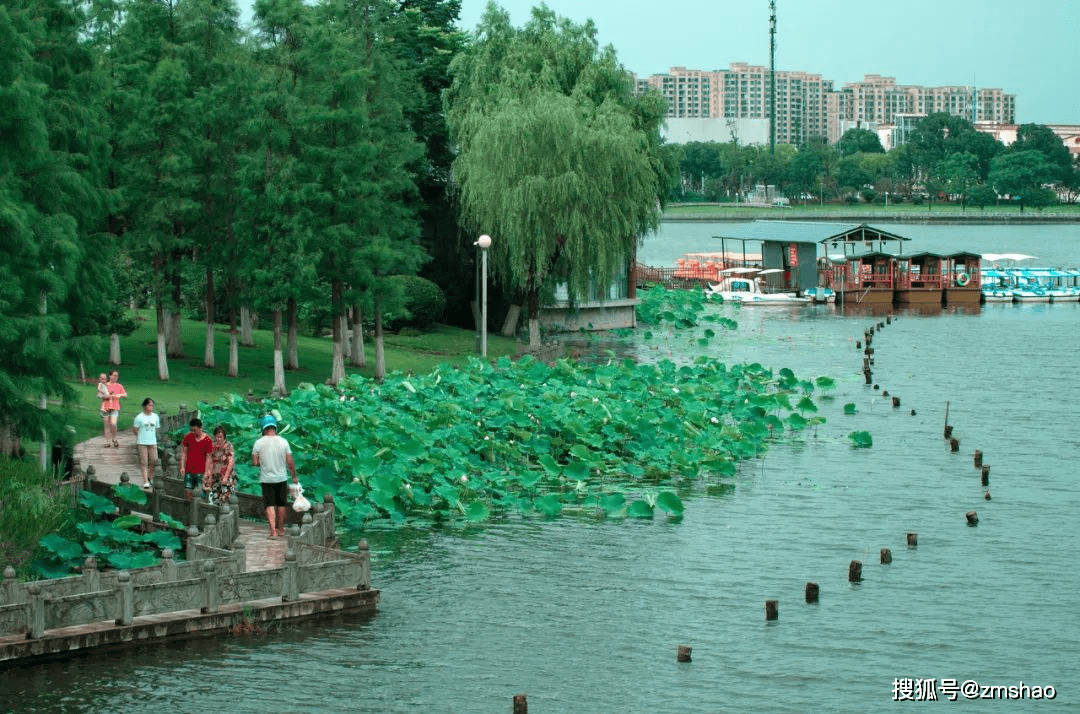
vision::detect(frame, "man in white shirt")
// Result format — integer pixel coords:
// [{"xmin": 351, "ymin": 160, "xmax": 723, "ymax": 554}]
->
[{"xmin": 251, "ymin": 414, "xmax": 298, "ymax": 539}]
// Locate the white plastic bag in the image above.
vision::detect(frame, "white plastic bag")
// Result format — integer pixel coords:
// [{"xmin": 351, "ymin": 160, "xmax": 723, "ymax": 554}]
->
[{"xmin": 291, "ymin": 482, "xmax": 311, "ymax": 513}]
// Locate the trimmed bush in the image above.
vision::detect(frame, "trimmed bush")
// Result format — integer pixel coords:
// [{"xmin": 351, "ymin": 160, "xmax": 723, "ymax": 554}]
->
[{"xmin": 385, "ymin": 275, "xmax": 447, "ymax": 331}]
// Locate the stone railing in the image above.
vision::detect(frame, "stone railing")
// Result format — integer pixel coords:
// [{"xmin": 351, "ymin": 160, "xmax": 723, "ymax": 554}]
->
[
  {"xmin": 2, "ymin": 431, "xmax": 365, "ymax": 642},
  {"xmin": 0, "ymin": 536, "xmax": 370, "ymax": 639}
]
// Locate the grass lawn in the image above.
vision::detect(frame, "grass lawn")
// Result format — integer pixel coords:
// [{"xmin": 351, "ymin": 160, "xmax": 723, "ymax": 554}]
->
[{"xmin": 62, "ymin": 312, "xmax": 519, "ymax": 445}]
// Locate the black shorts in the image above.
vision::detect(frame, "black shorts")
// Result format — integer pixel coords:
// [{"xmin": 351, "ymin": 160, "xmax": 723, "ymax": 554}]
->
[{"xmin": 261, "ymin": 481, "xmax": 289, "ymax": 508}]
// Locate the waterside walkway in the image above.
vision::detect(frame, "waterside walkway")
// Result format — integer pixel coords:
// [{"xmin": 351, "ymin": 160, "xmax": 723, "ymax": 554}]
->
[{"xmin": 2, "ymin": 434, "xmax": 378, "ymax": 666}]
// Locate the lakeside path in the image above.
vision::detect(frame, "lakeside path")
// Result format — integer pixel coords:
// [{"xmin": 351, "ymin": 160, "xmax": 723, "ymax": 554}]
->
[{"xmin": 72, "ymin": 434, "xmax": 286, "ymax": 571}]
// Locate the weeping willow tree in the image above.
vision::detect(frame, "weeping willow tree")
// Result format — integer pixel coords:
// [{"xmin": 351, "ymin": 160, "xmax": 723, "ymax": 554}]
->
[{"xmin": 445, "ymin": 4, "xmax": 671, "ymax": 347}]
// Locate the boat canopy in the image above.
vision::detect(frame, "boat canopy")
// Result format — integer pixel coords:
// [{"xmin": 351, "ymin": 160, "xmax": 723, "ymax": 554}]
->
[{"xmin": 981, "ymin": 253, "xmax": 1038, "ymax": 262}]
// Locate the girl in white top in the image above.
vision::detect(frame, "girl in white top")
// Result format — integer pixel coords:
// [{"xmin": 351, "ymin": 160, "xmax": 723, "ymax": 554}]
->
[{"xmin": 130, "ymin": 398, "xmax": 161, "ymax": 489}]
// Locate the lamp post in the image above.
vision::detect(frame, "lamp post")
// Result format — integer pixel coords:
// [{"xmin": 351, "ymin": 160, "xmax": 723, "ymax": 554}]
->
[
  {"xmin": 885, "ymin": 191, "xmax": 889, "ymax": 212},
  {"xmin": 475, "ymin": 234, "xmax": 491, "ymax": 357}
]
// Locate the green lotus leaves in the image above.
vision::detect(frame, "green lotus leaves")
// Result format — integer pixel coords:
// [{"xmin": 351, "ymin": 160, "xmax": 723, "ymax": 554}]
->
[
  {"xmin": 815, "ymin": 376, "xmax": 836, "ymax": 391},
  {"xmin": 534, "ymin": 494, "xmax": 563, "ymax": 518},
  {"xmin": 599, "ymin": 492, "xmax": 626, "ymax": 514},
  {"xmin": 79, "ymin": 490, "xmax": 117, "ymax": 517},
  {"xmin": 39, "ymin": 533, "xmax": 83, "ymax": 562},
  {"xmin": 656, "ymin": 491, "xmax": 684, "ymax": 515},
  {"xmin": 844, "ymin": 402, "xmax": 858, "ymax": 415},
  {"xmin": 848, "ymin": 430, "xmax": 874, "ymax": 448},
  {"xmin": 172, "ymin": 288, "xmax": 835, "ymax": 535},
  {"xmin": 465, "ymin": 501, "xmax": 491, "ymax": 523},
  {"xmin": 107, "ymin": 551, "xmax": 158, "ymax": 570}
]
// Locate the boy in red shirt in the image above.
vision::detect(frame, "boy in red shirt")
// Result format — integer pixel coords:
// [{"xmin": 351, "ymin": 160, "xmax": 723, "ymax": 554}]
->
[{"xmin": 180, "ymin": 418, "xmax": 215, "ymax": 502}]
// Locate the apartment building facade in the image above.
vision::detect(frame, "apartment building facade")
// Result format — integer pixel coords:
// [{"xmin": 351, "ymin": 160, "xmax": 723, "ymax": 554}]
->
[{"xmin": 635, "ymin": 65, "xmax": 1016, "ymax": 146}]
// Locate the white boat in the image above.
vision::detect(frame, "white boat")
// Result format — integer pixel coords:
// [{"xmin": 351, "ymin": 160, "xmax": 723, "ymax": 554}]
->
[
  {"xmin": 1011, "ymin": 276, "xmax": 1051, "ymax": 302},
  {"xmin": 804, "ymin": 287, "xmax": 836, "ymax": 304},
  {"xmin": 979, "ymin": 268, "xmax": 1015, "ymax": 302},
  {"xmin": 706, "ymin": 268, "xmax": 809, "ymax": 304}
]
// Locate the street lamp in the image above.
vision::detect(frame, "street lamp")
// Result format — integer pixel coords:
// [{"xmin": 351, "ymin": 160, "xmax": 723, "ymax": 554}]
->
[
  {"xmin": 475, "ymin": 234, "xmax": 491, "ymax": 357},
  {"xmin": 885, "ymin": 191, "xmax": 889, "ymax": 211}
]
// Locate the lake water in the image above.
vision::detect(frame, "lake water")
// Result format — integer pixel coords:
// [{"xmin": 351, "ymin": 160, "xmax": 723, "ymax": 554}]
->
[{"xmin": 2, "ymin": 223, "xmax": 1078, "ymax": 713}]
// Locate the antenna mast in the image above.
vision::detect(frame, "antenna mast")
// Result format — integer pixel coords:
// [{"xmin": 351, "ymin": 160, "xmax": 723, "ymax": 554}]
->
[{"xmin": 769, "ymin": 0, "xmax": 776, "ymax": 155}]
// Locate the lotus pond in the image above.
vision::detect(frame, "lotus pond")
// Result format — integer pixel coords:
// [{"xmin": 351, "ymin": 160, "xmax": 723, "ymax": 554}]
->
[{"xmin": 203, "ymin": 286, "xmax": 838, "ymax": 533}]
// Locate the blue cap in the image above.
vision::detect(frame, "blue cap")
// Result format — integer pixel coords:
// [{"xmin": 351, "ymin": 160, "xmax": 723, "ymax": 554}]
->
[{"xmin": 259, "ymin": 415, "xmax": 278, "ymax": 432}]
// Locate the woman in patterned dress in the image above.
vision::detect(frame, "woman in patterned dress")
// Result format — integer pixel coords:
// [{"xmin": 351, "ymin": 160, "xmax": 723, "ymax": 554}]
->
[{"xmin": 205, "ymin": 425, "xmax": 236, "ymax": 505}]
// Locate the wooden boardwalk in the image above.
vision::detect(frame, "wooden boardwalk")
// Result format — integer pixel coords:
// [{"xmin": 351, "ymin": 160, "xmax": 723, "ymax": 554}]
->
[{"xmin": 72, "ymin": 435, "xmax": 285, "ymax": 572}]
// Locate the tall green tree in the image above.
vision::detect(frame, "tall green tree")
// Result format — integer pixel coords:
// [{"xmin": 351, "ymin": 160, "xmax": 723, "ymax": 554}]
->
[
  {"xmin": 1010, "ymin": 123, "xmax": 1072, "ymax": 184},
  {"xmin": 1, "ymin": 0, "xmax": 108, "ymax": 458},
  {"xmin": 244, "ymin": 0, "xmax": 320, "ymax": 395},
  {"xmin": 445, "ymin": 4, "xmax": 670, "ymax": 347},
  {"xmin": 989, "ymin": 150, "xmax": 1056, "ymax": 212},
  {"xmin": 176, "ymin": 0, "xmax": 246, "ymax": 370},
  {"xmin": 836, "ymin": 127, "xmax": 884, "ymax": 156},
  {"xmin": 109, "ymin": 0, "xmax": 205, "ymax": 380}
]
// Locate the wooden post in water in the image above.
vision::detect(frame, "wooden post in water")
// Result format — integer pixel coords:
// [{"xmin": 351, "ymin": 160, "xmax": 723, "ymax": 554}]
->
[
  {"xmin": 907, "ymin": 532, "xmax": 918, "ymax": 547},
  {"xmin": 880, "ymin": 548, "xmax": 892, "ymax": 564},
  {"xmin": 966, "ymin": 510, "xmax": 979, "ymax": 526},
  {"xmin": 981, "ymin": 465, "xmax": 990, "ymax": 484},
  {"xmin": 892, "ymin": 396, "xmax": 900, "ymax": 408},
  {"xmin": 943, "ymin": 401, "xmax": 950, "ymax": 437},
  {"xmin": 805, "ymin": 582, "xmax": 819, "ymax": 603},
  {"xmin": 513, "ymin": 694, "xmax": 528, "ymax": 713},
  {"xmin": 973, "ymin": 450, "xmax": 983, "ymax": 468},
  {"xmin": 949, "ymin": 437, "xmax": 960, "ymax": 452},
  {"xmin": 676, "ymin": 645, "xmax": 692, "ymax": 662},
  {"xmin": 765, "ymin": 600, "xmax": 778, "ymax": 621},
  {"xmin": 848, "ymin": 560, "xmax": 863, "ymax": 582}
]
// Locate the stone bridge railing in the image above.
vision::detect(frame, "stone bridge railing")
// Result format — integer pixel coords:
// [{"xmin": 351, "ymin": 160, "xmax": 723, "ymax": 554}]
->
[
  {"xmin": 2, "ymin": 446, "xmax": 371, "ymax": 643},
  {"xmin": 0, "ymin": 511, "xmax": 371, "ymax": 641}
]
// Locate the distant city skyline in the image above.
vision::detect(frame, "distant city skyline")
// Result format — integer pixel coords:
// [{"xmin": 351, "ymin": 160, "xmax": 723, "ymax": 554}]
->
[{"xmin": 456, "ymin": 0, "xmax": 1077, "ymax": 126}]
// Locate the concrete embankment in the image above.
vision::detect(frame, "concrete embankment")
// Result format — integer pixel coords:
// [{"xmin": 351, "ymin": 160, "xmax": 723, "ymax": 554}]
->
[{"xmin": 663, "ymin": 208, "xmax": 1079, "ymax": 224}]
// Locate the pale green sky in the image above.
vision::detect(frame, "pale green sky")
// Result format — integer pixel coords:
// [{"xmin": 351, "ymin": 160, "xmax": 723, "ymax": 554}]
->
[{"xmin": 457, "ymin": 0, "xmax": 1078, "ymax": 124}]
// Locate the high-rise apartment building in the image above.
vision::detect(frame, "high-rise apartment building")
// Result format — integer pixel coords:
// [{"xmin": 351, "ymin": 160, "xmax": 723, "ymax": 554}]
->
[
  {"xmin": 634, "ymin": 65, "xmax": 1016, "ymax": 145},
  {"xmin": 635, "ymin": 64, "xmax": 832, "ymax": 145}
]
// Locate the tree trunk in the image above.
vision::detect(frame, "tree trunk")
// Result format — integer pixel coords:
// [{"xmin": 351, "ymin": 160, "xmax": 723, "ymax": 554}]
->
[
  {"xmin": 330, "ymin": 316, "xmax": 345, "ymax": 385},
  {"xmin": 38, "ymin": 394, "xmax": 47, "ymax": 474},
  {"xmin": 228, "ymin": 309, "xmax": 238, "ymax": 378},
  {"xmin": 203, "ymin": 265, "xmax": 215, "ymax": 368},
  {"xmin": 167, "ymin": 272, "xmax": 183, "ymax": 357},
  {"xmin": 528, "ymin": 289, "xmax": 541, "ymax": 349},
  {"xmin": 341, "ymin": 312, "xmax": 351, "ymax": 357},
  {"xmin": 286, "ymin": 296, "xmax": 299, "ymax": 370},
  {"xmin": 272, "ymin": 309, "xmax": 286, "ymax": 396},
  {"xmin": 156, "ymin": 297, "xmax": 170, "ymax": 381},
  {"xmin": 240, "ymin": 305, "xmax": 254, "ymax": 346},
  {"xmin": 0, "ymin": 420, "xmax": 19, "ymax": 459},
  {"xmin": 109, "ymin": 334, "xmax": 121, "ymax": 365},
  {"xmin": 374, "ymin": 295, "xmax": 385, "ymax": 381},
  {"xmin": 330, "ymin": 282, "xmax": 344, "ymax": 385},
  {"xmin": 349, "ymin": 303, "xmax": 365, "ymax": 367}
]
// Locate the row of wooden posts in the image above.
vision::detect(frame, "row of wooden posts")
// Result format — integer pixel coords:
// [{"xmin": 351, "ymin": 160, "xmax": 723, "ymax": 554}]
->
[{"xmin": 672, "ymin": 314, "xmax": 992, "ymax": 668}]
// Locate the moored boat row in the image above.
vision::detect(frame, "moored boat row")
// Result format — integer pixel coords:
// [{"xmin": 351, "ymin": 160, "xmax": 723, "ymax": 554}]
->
[{"xmin": 979, "ymin": 254, "xmax": 1080, "ymax": 303}]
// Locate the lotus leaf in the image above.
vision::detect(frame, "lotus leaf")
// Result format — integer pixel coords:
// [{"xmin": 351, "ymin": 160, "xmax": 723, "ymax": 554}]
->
[
  {"xmin": 107, "ymin": 551, "xmax": 158, "ymax": 569},
  {"xmin": 79, "ymin": 490, "xmax": 117, "ymax": 516},
  {"xmin": 39, "ymin": 533, "xmax": 83, "ymax": 561},
  {"xmin": 656, "ymin": 491, "xmax": 684, "ymax": 515},
  {"xmin": 848, "ymin": 430, "xmax": 874, "ymax": 448}
]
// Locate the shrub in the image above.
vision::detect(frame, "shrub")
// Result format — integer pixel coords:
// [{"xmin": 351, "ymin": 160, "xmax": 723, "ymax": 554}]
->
[
  {"xmin": 384, "ymin": 276, "xmax": 447, "ymax": 331},
  {"xmin": 0, "ymin": 458, "xmax": 73, "ymax": 577}
]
